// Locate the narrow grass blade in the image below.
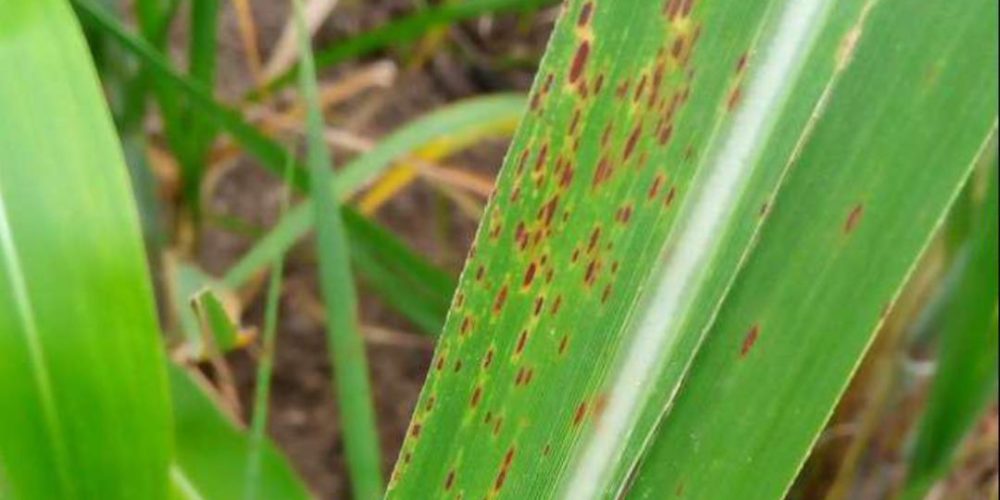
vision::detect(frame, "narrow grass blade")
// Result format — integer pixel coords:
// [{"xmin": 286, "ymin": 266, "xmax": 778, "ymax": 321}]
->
[
  {"xmin": 0, "ymin": 0, "xmax": 171, "ymax": 496},
  {"xmin": 293, "ymin": 0, "xmax": 383, "ymax": 497},
  {"xmin": 253, "ymin": 0, "xmax": 555, "ymax": 98},
  {"xmin": 244, "ymin": 241, "xmax": 285, "ymax": 500},
  {"xmin": 169, "ymin": 364, "xmax": 310, "ymax": 500},
  {"xmin": 246, "ymin": 158, "xmax": 293, "ymax": 500},
  {"xmin": 177, "ymin": 0, "xmax": 221, "ymax": 214},
  {"xmin": 904, "ymin": 153, "xmax": 999, "ymax": 499},
  {"xmin": 387, "ymin": 0, "xmax": 998, "ymax": 498}
]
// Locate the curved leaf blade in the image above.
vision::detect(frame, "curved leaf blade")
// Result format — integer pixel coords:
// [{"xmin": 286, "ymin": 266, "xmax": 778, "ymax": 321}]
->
[{"xmin": 0, "ymin": 0, "xmax": 171, "ymax": 497}]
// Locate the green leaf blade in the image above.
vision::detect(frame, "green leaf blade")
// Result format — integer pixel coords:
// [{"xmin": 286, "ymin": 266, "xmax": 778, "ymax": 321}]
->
[
  {"xmin": 293, "ymin": 1, "xmax": 384, "ymax": 497},
  {"xmin": 627, "ymin": 0, "xmax": 999, "ymax": 496},
  {"xmin": 387, "ymin": 0, "xmax": 998, "ymax": 498},
  {"xmin": 0, "ymin": 0, "xmax": 171, "ymax": 497}
]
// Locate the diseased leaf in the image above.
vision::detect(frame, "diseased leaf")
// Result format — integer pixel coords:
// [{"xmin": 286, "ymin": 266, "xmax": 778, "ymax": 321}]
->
[{"xmin": 387, "ymin": 0, "xmax": 998, "ymax": 498}]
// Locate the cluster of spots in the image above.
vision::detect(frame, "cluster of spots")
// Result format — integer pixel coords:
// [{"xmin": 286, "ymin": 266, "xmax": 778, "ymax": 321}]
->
[{"xmin": 387, "ymin": 0, "xmax": 761, "ymax": 494}]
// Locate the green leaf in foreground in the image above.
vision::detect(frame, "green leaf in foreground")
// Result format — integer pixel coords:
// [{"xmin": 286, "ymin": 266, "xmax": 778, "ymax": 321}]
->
[
  {"xmin": 387, "ymin": 0, "xmax": 998, "ymax": 498},
  {"xmin": 168, "ymin": 364, "xmax": 310, "ymax": 500},
  {"xmin": 293, "ymin": 0, "xmax": 383, "ymax": 497},
  {"xmin": 904, "ymin": 154, "xmax": 998, "ymax": 500},
  {"xmin": 0, "ymin": 0, "xmax": 171, "ymax": 496}
]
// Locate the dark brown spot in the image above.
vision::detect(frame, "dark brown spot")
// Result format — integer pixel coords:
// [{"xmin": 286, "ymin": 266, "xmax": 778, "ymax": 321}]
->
[
  {"xmin": 615, "ymin": 79, "xmax": 630, "ymax": 99},
  {"xmin": 551, "ymin": 296, "xmax": 563, "ymax": 315},
  {"xmin": 516, "ymin": 330, "xmax": 528, "ymax": 355},
  {"xmin": 844, "ymin": 204, "xmax": 864, "ymax": 233},
  {"xmin": 569, "ymin": 109, "xmax": 582, "ymax": 134},
  {"xmin": 570, "ymin": 41, "xmax": 591, "ymax": 84},
  {"xmin": 649, "ymin": 174, "xmax": 665, "ymax": 199},
  {"xmin": 515, "ymin": 149, "xmax": 530, "ymax": 176},
  {"xmin": 470, "ymin": 386, "xmax": 483, "ymax": 407},
  {"xmin": 410, "ymin": 423, "xmax": 422, "ymax": 438},
  {"xmin": 658, "ymin": 123, "xmax": 674, "ymax": 145},
  {"xmin": 523, "ymin": 262, "xmax": 537, "ymax": 287},
  {"xmin": 736, "ymin": 52, "xmax": 748, "ymax": 72},
  {"xmin": 535, "ymin": 144, "xmax": 549, "ymax": 175},
  {"xmin": 664, "ymin": 186, "xmax": 677, "ymax": 207},
  {"xmin": 493, "ymin": 285, "xmax": 509, "ymax": 314},
  {"xmin": 453, "ymin": 359, "xmax": 463, "ymax": 372},
  {"xmin": 633, "ymin": 74, "xmax": 648, "ymax": 102},
  {"xmin": 593, "ymin": 156, "xmax": 613, "ymax": 188},
  {"xmin": 671, "ymin": 37, "xmax": 685, "ymax": 59},
  {"xmin": 558, "ymin": 335, "xmax": 569, "ymax": 355},
  {"xmin": 578, "ymin": 2, "xmax": 594, "ymax": 26},
  {"xmin": 588, "ymin": 227, "xmax": 602, "ymax": 252},
  {"xmin": 461, "ymin": 316, "xmax": 473, "ymax": 335},
  {"xmin": 585, "ymin": 260, "xmax": 598, "ymax": 285},
  {"xmin": 741, "ymin": 323, "xmax": 760, "ymax": 357},
  {"xmin": 624, "ymin": 124, "xmax": 642, "ymax": 161},
  {"xmin": 444, "ymin": 470, "xmax": 456, "ymax": 491},
  {"xmin": 573, "ymin": 402, "xmax": 588, "ymax": 426},
  {"xmin": 483, "ymin": 348, "xmax": 494, "ymax": 369},
  {"xmin": 728, "ymin": 86, "xmax": 742, "ymax": 111},
  {"xmin": 494, "ymin": 469, "xmax": 507, "ymax": 491}
]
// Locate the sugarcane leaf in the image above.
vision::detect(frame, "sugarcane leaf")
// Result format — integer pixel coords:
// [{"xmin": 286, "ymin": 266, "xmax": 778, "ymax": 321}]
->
[
  {"xmin": 387, "ymin": 0, "xmax": 998, "ymax": 498},
  {"xmin": 0, "ymin": 0, "xmax": 171, "ymax": 496}
]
